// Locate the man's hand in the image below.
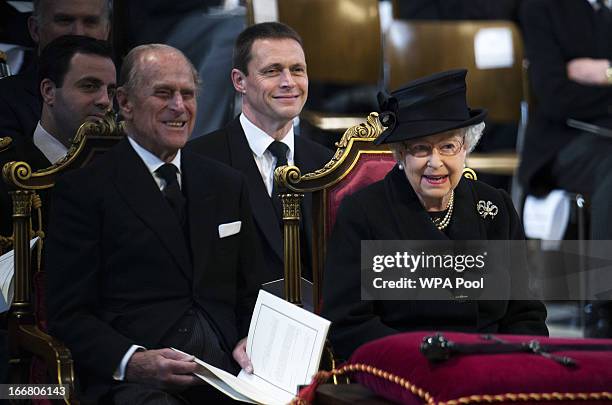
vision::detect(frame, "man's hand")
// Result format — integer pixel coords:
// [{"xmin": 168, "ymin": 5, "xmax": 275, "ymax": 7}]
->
[
  {"xmin": 126, "ymin": 348, "xmax": 200, "ymax": 388},
  {"xmin": 566, "ymin": 58, "xmax": 611, "ymax": 85},
  {"xmin": 232, "ymin": 337, "xmax": 253, "ymax": 373}
]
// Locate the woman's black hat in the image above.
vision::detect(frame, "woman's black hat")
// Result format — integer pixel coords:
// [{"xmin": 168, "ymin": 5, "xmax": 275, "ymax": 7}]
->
[{"xmin": 374, "ymin": 69, "xmax": 487, "ymax": 145}]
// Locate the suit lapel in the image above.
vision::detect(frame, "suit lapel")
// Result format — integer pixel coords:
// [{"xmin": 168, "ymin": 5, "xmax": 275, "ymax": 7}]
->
[
  {"xmin": 226, "ymin": 118, "xmax": 283, "ymax": 261},
  {"xmin": 112, "ymin": 139, "xmax": 193, "ymax": 280},
  {"xmin": 182, "ymin": 151, "xmax": 216, "ymax": 288}
]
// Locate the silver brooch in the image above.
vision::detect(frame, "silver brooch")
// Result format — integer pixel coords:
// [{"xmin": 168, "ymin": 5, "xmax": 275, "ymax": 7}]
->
[{"xmin": 477, "ymin": 200, "xmax": 498, "ymax": 219}]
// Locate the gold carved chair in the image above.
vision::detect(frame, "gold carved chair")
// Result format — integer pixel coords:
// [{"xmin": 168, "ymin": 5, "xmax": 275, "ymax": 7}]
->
[
  {"xmin": 275, "ymin": 112, "xmax": 393, "ymax": 313},
  {"xmin": 385, "ymin": 20, "xmax": 525, "ymax": 175},
  {"xmin": 4, "ymin": 114, "xmax": 124, "ymax": 404}
]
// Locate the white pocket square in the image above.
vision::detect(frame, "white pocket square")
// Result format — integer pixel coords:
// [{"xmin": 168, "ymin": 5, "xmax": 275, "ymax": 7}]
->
[{"xmin": 218, "ymin": 221, "xmax": 241, "ymax": 238}]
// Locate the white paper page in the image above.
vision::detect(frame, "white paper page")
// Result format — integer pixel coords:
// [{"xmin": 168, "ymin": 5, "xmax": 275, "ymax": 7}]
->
[
  {"xmin": 0, "ymin": 237, "xmax": 39, "ymax": 313},
  {"xmin": 243, "ymin": 290, "xmax": 330, "ymax": 396},
  {"xmin": 237, "ymin": 370, "xmax": 294, "ymax": 404},
  {"xmin": 193, "ymin": 366, "xmax": 255, "ymax": 403},
  {"xmin": 191, "ymin": 355, "xmax": 288, "ymax": 405},
  {"xmin": 474, "ymin": 27, "xmax": 514, "ymax": 69}
]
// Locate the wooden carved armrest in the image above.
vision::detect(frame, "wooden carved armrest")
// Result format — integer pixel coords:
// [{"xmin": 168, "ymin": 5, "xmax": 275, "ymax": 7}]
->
[{"xmin": 17, "ymin": 324, "xmax": 76, "ymax": 404}]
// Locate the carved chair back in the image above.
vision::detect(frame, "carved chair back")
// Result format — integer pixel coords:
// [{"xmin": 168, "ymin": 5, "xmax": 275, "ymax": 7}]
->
[
  {"xmin": 275, "ymin": 113, "xmax": 392, "ymax": 313},
  {"xmin": 3, "ymin": 114, "xmax": 124, "ymax": 404}
]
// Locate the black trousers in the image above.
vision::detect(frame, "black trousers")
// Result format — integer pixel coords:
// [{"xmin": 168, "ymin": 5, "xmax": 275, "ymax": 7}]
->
[{"xmin": 105, "ymin": 308, "xmax": 238, "ymax": 405}]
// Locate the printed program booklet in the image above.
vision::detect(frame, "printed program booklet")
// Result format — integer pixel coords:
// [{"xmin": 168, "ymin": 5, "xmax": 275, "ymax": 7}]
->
[{"xmin": 175, "ymin": 289, "xmax": 331, "ymax": 404}]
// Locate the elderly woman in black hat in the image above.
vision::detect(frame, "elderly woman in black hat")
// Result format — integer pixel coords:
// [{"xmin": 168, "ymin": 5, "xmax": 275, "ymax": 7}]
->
[{"xmin": 322, "ymin": 70, "xmax": 547, "ymax": 360}]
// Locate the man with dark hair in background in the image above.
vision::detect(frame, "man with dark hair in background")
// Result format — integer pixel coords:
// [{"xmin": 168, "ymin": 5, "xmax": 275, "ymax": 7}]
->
[
  {"xmin": 46, "ymin": 43, "xmax": 261, "ymax": 404},
  {"xmin": 0, "ymin": 0, "xmax": 111, "ymax": 141},
  {"xmin": 188, "ymin": 22, "xmax": 332, "ymax": 283},
  {"xmin": 0, "ymin": 34, "xmax": 116, "ymax": 235}
]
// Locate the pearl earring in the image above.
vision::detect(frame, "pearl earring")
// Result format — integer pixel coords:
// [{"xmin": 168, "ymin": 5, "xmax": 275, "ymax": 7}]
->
[{"xmin": 397, "ymin": 161, "xmax": 404, "ymax": 170}]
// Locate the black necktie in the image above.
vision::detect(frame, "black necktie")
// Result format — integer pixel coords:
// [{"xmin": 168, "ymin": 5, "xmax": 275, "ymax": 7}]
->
[
  {"xmin": 267, "ymin": 141, "xmax": 289, "ymax": 223},
  {"xmin": 156, "ymin": 163, "xmax": 186, "ymax": 226}
]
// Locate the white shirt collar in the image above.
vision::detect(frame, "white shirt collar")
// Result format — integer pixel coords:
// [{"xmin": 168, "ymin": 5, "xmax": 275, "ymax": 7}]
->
[
  {"xmin": 127, "ymin": 136, "xmax": 182, "ymax": 188},
  {"xmin": 239, "ymin": 113, "xmax": 295, "ymax": 161},
  {"xmin": 32, "ymin": 121, "xmax": 68, "ymax": 164}
]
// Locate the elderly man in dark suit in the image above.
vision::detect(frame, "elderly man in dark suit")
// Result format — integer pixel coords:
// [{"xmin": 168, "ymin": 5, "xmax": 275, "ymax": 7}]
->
[
  {"xmin": 187, "ymin": 22, "xmax": 332, "ymax": 282},
  {"xmin": 46, "ymin": 44, "xmax": 262, "ymax": 404},
  {"xmin": 0, "ymin": 0, "xmax": 110, "ymax": 141}
]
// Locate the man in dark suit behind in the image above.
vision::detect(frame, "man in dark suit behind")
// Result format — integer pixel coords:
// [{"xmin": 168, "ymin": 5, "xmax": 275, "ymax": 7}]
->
[
  {"xmin": 46, "ymin": 44, "xmax": 262, "ymax": 404},
  {"xmin": 519, "ymin": 0, "xmax": 612, "ymax": 239},
  {"xmin": 187, "ymin": 22, "xmax": 332, "ymax": 282},
  {"xmin": 519, "ymin": 0, "xmax": 612, "ymax": 336},
  {"xmin": 0, "ymin": 0, "xmax": 110, "ymax": 141}
]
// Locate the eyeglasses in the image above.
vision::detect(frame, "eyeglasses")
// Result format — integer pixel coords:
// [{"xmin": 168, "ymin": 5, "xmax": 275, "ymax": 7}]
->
[{"xmin": 404, "ymin": 137, "xmax": 465, "ymax": 158}]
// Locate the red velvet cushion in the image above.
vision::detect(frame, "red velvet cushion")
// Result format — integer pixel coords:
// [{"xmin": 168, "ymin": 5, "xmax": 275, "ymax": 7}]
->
[
  {"xmin": 348, "ymin": 331, "xmax": 612, "ymax": 404},
  {"xmin": 326, "ymin": 154, "xmax": 395, "ymax": 232}
]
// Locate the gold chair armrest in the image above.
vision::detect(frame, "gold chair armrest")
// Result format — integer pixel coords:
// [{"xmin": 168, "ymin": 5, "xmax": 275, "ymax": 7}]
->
[{"xmin": 17, "ymin": 325, "xmax": 76, "ymax": 404}]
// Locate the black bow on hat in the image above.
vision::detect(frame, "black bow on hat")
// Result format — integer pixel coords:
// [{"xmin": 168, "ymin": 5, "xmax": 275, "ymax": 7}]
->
[{"xmin": 375, "ymin": 69, "xmax": 487, "ymax": 145}]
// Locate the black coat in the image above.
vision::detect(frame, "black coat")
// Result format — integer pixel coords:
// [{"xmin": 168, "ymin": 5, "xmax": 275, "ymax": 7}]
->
[
  {"xmin": 0, "ymin": 66, "xmax": 41, "ymax": 141},
  {"xmin": 518, "ymin": 0, "xmax": 612, "ymax": 191},
  {"xmin": 323, "ymin": 167, "xmax": 548, "ymax": 359},
  {"xmin": 45, "ymin": 139, "xmax": 263, "ymax": 399},
  {"xmin": 186, "ymin": 117, "xmax": 333, "ymax": 281}
]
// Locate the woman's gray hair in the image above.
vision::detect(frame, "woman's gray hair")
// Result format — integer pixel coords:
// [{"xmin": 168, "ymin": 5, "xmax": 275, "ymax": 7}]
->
[
  {"xmin": 463, "ymin": 121, "xmax": 486, "ymax": 153},
  {"xmin": 389, "ymin": 122, "xmax": 486, "ymax": 161}
]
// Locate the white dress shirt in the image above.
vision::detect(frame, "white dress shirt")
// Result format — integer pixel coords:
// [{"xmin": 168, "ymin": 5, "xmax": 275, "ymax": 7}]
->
[
  {"xmin": 240, "ymin": 113, "xmax": 294, "ymax": 196},
  {"xmin": 32, "ymin": 122, "xmax": 68, "ymax": 164},
  {"xmin": 112, "ymin": 136, "xmax": 182, "ymax": 381},
  {"xmin": 128, "ymin": 136, "xmax": 182, "ymax": 190}
]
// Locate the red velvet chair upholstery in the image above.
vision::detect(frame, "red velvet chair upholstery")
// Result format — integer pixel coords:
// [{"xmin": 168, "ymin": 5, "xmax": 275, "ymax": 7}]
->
[
  {"xmin": 4, "ymin": 114, "xmax": 123, "ymax": 404},
  {"xmin": 275, "ymin": 112, "xmax": 391, "ymax": 313},
  {"xmin": 325, "ymin": 154, "xmax": 395, "ymax": 233}
]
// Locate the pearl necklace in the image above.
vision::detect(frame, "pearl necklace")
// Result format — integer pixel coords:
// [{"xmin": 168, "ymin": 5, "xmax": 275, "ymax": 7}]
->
[{"xmin": 431, "ymin": 191, "xmax": 454, "ymax": 231}]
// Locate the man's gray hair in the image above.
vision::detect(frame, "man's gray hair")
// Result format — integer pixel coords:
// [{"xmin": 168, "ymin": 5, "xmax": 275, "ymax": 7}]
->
[
  {"xmin": 32, "ymin": 0, "xmax": 113, "ymax": 22},
  {"xmin": 119, "ymin": 44, "xmax": 201, "ymax": 96}
]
